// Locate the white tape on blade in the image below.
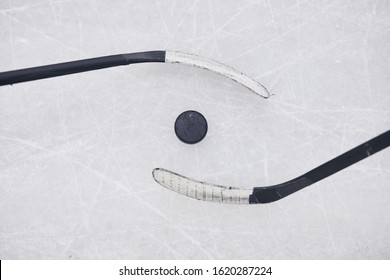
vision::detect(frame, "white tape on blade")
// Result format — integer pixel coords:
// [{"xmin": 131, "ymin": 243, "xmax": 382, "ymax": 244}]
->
[
  {"xmin": 153, "ymin": 168, "xmax": 253, "ymax": 204},
  {"xmin": 165, "ymin": 50, "xmax": 270, "ymax": 98}
]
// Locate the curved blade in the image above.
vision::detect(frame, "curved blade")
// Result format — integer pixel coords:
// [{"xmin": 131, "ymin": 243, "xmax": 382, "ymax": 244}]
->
[
  {"xmin": 152, "ymin": 168, "xmax": 253, "ymax": 204},
  {"xmin": 165, "ymin": 50, "xmax": 271, "ymax": 98}
]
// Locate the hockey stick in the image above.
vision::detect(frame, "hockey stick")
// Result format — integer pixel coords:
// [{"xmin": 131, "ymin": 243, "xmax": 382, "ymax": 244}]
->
[
  {"xmin": 0, "ymin": 50, "xmax": 270, "ymax": 98},
  {"xmin": 153, "ymin": 130, "xmax": 390, "ymax": 204}
]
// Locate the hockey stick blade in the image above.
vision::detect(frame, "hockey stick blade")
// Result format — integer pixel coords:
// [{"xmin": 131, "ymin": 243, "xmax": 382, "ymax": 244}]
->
[
  {"xmin": 153, "ymin": 130, "xmax": 390, "ymax": 204},
  {"xmin": 152, "ymin": 168, "xmax": 253, "ymax": 204}
]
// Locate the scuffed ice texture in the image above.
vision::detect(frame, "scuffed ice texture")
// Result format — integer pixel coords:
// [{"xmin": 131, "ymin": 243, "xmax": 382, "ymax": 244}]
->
[{"xmin": 0, "ymin": 0, "xmax": 390, "ymax": 259}]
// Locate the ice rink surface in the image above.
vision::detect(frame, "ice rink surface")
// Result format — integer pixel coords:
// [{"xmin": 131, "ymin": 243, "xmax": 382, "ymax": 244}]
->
[{"xmin": 0, "ymin": 0, "xmax": 389, "ymax": 259}]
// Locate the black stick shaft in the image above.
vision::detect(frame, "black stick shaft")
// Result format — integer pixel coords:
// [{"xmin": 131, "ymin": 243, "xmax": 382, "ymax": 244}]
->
[
  {"xmin": 251, "ymin": 130, "xmax": 390, "ymax": 203},
  {"xmin": 305, "ymin": 130, "xmax": 390, "ymax": 183},
  {"xmin": 0, "ymin": 51, "xmax": 165, "ymax": 86}
]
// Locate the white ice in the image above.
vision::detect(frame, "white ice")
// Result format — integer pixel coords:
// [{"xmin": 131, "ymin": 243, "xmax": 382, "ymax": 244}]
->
[{"xmin": 0, "ymin": 0, "xmax": 389, "ymax": 259}]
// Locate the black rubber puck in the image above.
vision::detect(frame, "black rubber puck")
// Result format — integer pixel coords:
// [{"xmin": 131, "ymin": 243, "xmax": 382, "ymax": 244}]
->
[{"xmin": 174, "ymin": 110, "xmax": 208, "ymax": 144}]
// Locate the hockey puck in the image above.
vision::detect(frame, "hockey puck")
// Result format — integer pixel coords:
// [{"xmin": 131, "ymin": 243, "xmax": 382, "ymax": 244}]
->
[{"xmin": 174, "ymin": 110, "xmax": 208, "ymax": 144}]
